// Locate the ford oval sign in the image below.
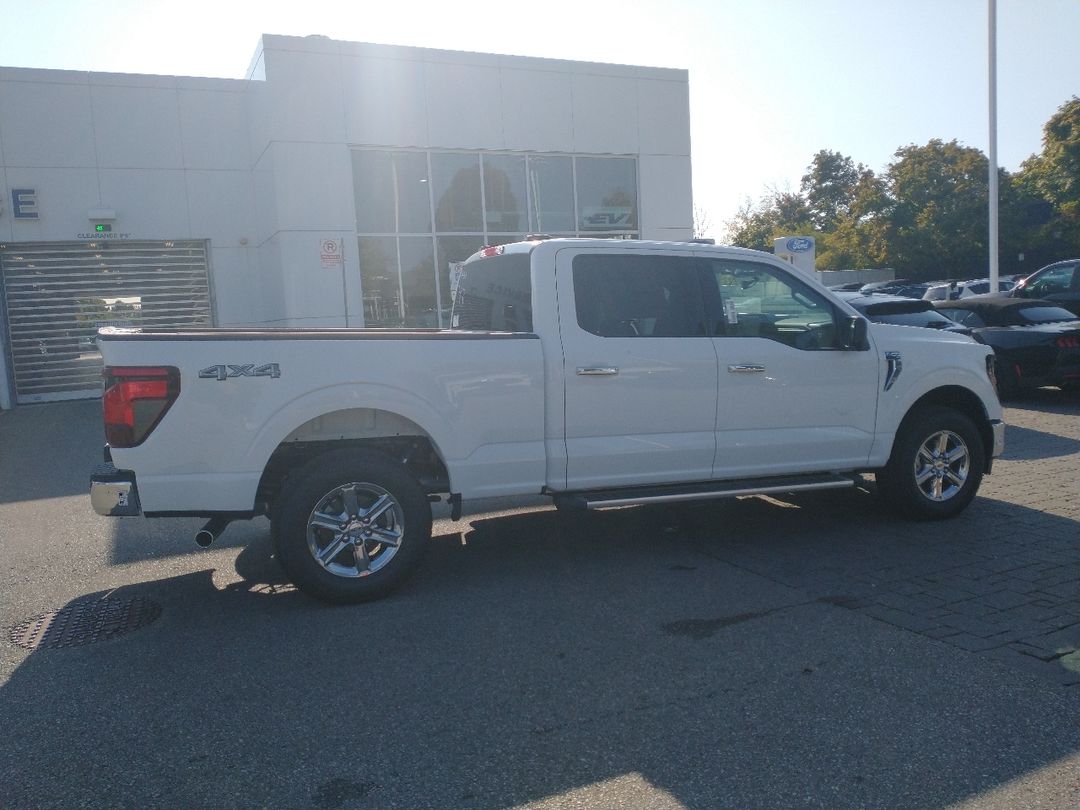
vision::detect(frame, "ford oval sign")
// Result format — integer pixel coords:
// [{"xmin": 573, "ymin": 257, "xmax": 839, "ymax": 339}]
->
[{"xmin": 786, "ymin": 237, "xmax": 814, "ymax": 252}]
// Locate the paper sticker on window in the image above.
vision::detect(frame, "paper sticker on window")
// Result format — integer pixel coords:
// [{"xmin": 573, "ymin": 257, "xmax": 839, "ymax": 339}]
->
[{"xmin": 724, "ymin": 299, "xmax": 739, "ymax": 325}]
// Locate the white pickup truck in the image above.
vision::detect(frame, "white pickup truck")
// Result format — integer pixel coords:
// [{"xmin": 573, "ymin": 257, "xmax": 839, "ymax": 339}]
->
[{"xmin": 91, "ymin": 238, "xmax": 1005, "ymax": 603}]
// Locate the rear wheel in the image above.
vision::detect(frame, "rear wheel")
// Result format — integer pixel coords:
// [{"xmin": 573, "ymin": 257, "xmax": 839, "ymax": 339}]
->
[
  {"xmin": 876, "ymin": 406, "xmax": 985, "ymax": 520},
  {"xmin": 274, "ymin": 449, "xmax": 432, "ymax": 603}
]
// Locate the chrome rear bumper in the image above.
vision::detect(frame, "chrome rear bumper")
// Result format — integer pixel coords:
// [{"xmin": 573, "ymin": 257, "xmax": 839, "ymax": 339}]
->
[{"xmin": 90, "ymin": 464, "xmax": 142, "ymax": 517}]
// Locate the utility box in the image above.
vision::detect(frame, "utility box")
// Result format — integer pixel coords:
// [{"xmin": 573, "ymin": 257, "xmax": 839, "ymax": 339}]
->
[{"xmin": 773, "ymin": 236, "xmax": 816, "ymax": 276}]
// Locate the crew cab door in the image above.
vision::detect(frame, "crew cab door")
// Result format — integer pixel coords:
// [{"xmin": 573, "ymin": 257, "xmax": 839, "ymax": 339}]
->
[
  {"xmin": 557, "ymin": 247, "xmax": 718, "ymax": 490},
  {"xmin": 697, "ymin": 253, "xmax": 879, "ymax": 478}
]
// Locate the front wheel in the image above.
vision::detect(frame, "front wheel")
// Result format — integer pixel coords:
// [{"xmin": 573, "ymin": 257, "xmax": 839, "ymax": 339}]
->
[
  {"xmin": 876, "ymin": 407, "xmax": 985, "ymax": 520},
  {"xmin": 274, "ymin": 449, "xmax": 432, "ymax": 603}
]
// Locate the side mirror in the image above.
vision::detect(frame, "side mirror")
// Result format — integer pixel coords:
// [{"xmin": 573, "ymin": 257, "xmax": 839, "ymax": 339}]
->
[{"xmin": 840, "ymin": 315, "xmax": 870, "ymax": 350}]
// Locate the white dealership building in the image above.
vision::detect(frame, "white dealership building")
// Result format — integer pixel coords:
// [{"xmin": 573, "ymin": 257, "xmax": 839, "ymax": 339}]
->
[{"xmin": 0, "ymin": 34, "xmax": 693, "ymax": 407}]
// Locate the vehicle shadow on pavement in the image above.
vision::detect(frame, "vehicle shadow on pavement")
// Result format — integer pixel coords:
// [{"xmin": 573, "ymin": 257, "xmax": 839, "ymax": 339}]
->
[
  {"xmin": 4, "ymin": 490, "xmax": 1078, "ymax": 809},
  {"xmin": 999, "ymin": 424, "xmax": 1080, "ymax": 461},
  {"xmin": 1001, "ymin": 387, "xmax": 1080, "ymax": 414},
  {"xmin": 0, "ymin": 400, "xmax": 102, "ymax": 504},
  {"xmin": 108, "ymin": 514, "xmax": 270, "ymax": 565}
]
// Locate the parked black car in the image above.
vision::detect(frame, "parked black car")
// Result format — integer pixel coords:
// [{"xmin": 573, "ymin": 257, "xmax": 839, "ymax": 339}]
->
[
  {"xmin": 1006, "ymin": 259, "xmax": 1080, "ymax": 316},
  {"xmin": 858, "ymin": 279, "xmax": 934, "ymax": 299},
  {"xmin": 836, "ymin": 292, "xmax": 971, "ymax": 334},
  {"xmin": 934, "ymin": 298, "xmax": 1080, "ymax": 397}
]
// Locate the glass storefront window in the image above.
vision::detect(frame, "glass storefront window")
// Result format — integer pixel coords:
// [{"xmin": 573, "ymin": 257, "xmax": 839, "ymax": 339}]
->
[
  {"xmin": 432, "ymin": 153, "xmax": 483, "ymax": 232},
  {"xmin": 576, "ymin": 157, "xmax": 638, "ymax": 232},
  {"xmin": 399, "ymin": 237, "xmax": 438, "ymax": 327},
  {"xmin": 353, "ymin": 149, "xmax": 639, "ymax": 328},
  {"xmin": 395, "ymin": 152, "xmax": 433, "ymax": 234},
  {"xmin": 352, "ymin": 151, "xmax": 395, "ymax": 233},
  {"xmin": 482, "ymin": 154, "xmax": 526, "ymax": 233},
  {"xmin": 358, "ymin": 236, "xmax": 400, "ymax": 327},
  {"xmin": 353, "ymin": 151, "xmax": 432, "ymax": 234},
  {"xmin": 527, "ymin": 156, "xmax": 574, "ymax": 233}
]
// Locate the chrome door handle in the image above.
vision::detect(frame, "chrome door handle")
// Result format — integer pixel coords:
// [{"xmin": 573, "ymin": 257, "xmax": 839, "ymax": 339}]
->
[
  {"xmin": 577, "ymin": 367, "xmax": 619, "ymax": 376},
  {"xmin": 728, "ymin": 364, "xmax": 766, "ymax": 373}
]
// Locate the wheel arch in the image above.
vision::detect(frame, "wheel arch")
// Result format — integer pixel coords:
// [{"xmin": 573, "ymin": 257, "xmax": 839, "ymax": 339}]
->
[
  {"xmin": 254, "ymin": 406, "xmax": 452, "ymax": 514},
  {"xmin": 897, "ymin": 385, "xmax": 995, "ymax": 472}
]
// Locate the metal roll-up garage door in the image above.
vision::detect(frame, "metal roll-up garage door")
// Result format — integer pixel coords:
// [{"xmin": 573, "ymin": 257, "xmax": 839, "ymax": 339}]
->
[{"xmin": 1, "ymin": 240, "xmax": 213, "ymax": 404}]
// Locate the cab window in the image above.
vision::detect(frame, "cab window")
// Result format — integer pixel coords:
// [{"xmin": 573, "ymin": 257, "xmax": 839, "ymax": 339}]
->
[
  {"xmin": 703, "ymin": 259, "xmax": 839, "ymax": 350},
  {"xmin": 450, "ymin": 253, "xmax": 532, "ymax": 331},
  {"xmin": 573, "ymin": 254, "xmax": 705, "ymax": 337}
]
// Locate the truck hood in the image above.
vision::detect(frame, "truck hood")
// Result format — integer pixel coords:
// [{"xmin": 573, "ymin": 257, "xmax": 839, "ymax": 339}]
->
[{"xmin": 867, "ymin": 321, "xmax": 979, "ymax": 347}]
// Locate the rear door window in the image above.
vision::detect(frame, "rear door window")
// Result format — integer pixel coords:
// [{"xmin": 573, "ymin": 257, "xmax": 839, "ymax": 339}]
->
[{"xmin": 572, "ymin": 253, "xmax": 705, "ymax": 337}]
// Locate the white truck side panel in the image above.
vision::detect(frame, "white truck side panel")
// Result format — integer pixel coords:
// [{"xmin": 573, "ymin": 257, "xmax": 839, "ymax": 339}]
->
[
  {"xmin": 104, "ymin": 334, "xmax": 547, "ymax": 511},
  {"xmin": 865, "ymin": 323, "xmax": 1001, "ymax": 466}
]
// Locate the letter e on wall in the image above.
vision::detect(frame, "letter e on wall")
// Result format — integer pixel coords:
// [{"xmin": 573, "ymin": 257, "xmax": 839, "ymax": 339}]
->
[{"xmin": 12, "ymin": 189, "xmax": 39, "ymax": 219}]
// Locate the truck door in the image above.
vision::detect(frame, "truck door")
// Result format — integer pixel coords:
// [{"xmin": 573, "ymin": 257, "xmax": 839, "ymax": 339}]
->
[
  {"xmin": 556, "ymin": 247, "xmax": 719, "ymax": 490},
  {"xmin": 698, "ymin": 254, "xmax": 878, "ymax": 478}
]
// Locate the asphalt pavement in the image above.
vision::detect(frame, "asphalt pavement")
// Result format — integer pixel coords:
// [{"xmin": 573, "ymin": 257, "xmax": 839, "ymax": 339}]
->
[{"xmin": 1, "ymin": 393, "xmax": 1078, "ymax": 809}]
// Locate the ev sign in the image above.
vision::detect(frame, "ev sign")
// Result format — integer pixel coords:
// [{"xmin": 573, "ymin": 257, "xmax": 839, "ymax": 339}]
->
[{"xmin": 773, "ymin": 235, "xmax": 816, "ymax": 276}]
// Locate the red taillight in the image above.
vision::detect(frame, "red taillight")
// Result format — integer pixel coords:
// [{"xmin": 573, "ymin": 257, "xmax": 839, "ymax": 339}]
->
[
  {"xmin": 102, "ymin": 366, "xmax": 180, "ymax": 448},
  {"xmin": 478, "ymin": 245, "xmax": 505, "ymax": 258},
  {"xmin": 1056, "ymin": 335, "xmax": 1080, "ymax": 348}
]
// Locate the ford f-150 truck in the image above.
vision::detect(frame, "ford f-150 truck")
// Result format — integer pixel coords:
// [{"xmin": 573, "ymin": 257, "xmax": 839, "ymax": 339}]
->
[{"xmin": 90, "ymin": 238, "xmax": 1005, "ymax": 603}]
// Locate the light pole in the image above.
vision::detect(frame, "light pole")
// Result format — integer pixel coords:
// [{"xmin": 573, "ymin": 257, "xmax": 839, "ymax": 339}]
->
[{"xmin": 988, "ymin": 0, "xmax": 999, "ymax": 289}]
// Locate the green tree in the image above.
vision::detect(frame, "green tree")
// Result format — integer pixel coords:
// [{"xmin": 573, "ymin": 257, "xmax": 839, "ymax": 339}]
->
[
  {"xmin": 725, "ymin": 189, "xmax": 813, "ymax": 253},
  {"xmin": 1015, "ymin": 96, "xmax": 1080, "ymax": 260},
  {"xmin": 815, "ymin": 166, "xmax": 891, "ymax": 271},
  {"xmin": 800, "ymin": 150, "xmax": 863, "ymax": 230},
  {"xmin": 884, "ymin": 139, "xmax": 991, "ymax": 280}
]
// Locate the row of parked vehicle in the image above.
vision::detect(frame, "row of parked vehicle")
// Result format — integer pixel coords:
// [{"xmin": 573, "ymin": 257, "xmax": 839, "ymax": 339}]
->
[{"xmin": 831, "ymin": 259, "xmax": 1080, "ymax": 398}]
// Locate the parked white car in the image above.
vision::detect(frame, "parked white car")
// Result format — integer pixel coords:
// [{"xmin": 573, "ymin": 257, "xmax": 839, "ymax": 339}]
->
[
  {"xmin": 91, "ymin": 238, "xmax": 1005, "ymax": 603},
  {"xmin": 924, "ymin": 277, "xmax": 1020, "ymax": 301}
]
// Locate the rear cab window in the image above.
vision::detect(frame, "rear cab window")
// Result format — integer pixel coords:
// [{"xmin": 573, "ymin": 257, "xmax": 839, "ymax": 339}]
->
[{"xmin": 450, "ymin": 252, "xmax": 533, "ymax": 332}]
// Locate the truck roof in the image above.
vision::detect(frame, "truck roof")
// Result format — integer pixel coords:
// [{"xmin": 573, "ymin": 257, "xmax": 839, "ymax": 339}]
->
[{"xmin": 464, "ymin": 237, "xmax": 776, "ymax": 264}]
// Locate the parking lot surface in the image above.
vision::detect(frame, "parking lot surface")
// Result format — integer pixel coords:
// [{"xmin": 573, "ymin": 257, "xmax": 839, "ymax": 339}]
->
[{"xmin": 1, "ymin": 393, "xmax": 1078, "ymax": 809}]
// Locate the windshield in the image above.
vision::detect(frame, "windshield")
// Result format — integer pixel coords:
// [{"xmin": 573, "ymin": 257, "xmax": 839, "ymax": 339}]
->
[
  {"xmin": 873, "ymin": 309, "xmax": 958, "ymax": 329},
  {"xmin": 1015, "ymin": 305, "xmax": 1077, "ymax": 324}
]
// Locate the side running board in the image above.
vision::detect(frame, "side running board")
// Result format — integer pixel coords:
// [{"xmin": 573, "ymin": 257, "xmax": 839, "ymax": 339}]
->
[{"xmin": 553, "ymin": 472, "xmax": 856, "ymax": 511}]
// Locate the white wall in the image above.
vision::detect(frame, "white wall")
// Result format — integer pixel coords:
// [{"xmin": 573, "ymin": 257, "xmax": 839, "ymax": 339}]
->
[
  {"xmin": 0, "ymin": 36, "xmax": 693, "ymax": 332},
  {"xmin": 250, "ymin": 35, "xmax": 693, "ymax": 325},
  {"xmin": 0, "ymin": 67, "xmax": 259, "ymax": 325}
]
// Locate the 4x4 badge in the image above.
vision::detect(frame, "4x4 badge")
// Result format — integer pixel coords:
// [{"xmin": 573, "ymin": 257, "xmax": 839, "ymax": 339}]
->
[{"xmin": 198, "ymin": 363, "xmax": 281, "ymax": 381}]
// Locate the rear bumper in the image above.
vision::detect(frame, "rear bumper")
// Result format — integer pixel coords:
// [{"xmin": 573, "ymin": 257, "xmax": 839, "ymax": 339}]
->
[{"xmin": 90, "ymin": 463, "xmax": 142, "ymax": 517}]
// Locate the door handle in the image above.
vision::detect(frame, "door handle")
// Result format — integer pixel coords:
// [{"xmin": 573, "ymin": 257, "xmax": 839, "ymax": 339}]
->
[
  {"xmin": 727, "ymin": 364, "xmax": 766, "ymax": 373},
  {"xmin": 577, "ymin": 367, "xmax": 619, "ymax": 376}
]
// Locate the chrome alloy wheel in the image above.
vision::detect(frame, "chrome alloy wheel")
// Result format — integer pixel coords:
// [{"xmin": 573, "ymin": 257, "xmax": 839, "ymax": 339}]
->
[
  {"xmin": 306, "ymin": 482, "xmax": 405, "ymax": 578},
  {"xmin": 913, "ymin": 429, "xmax": 970, "ymax": 502}
]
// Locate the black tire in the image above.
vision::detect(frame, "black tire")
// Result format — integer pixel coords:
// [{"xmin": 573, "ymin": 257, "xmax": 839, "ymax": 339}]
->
[
  {"xmin": 274, "ymin": 449, "xmax": 432, "ymax": 604},
  {"xmin": 876, "ymin": 406, "xmax": 985, "ymax": 520}
]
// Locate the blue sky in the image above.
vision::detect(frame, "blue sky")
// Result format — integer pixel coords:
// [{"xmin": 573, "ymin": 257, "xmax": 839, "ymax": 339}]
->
[{"xmin": 1, "ymin": 0, "xmax": 1077, "ymax": 237}]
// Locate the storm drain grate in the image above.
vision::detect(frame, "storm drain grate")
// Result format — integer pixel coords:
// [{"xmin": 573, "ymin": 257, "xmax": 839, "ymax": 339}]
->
[{"xmin": 8, "ymin": 596, "xmax": 162, "ymax": 650}]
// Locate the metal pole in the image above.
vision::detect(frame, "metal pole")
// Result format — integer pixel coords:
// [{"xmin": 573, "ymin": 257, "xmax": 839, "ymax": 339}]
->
[{"xmin": 988, "ymin": 0, "xmax": 1000, "ymax": 289}]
